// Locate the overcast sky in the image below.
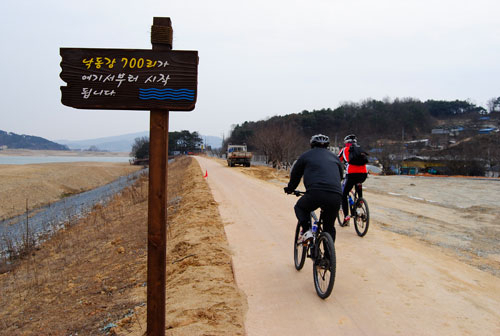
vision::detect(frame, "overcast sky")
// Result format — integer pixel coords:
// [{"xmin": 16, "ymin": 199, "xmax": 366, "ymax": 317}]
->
[{"xmin": 1, "ymin": 0, "xmax": 499, "ymax": 141}]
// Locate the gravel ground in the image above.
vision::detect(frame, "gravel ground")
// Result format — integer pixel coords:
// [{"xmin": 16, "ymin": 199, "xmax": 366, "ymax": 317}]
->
[{"xmin": 363, "ymin": 175, "xmax": 500, "ymax": 276}]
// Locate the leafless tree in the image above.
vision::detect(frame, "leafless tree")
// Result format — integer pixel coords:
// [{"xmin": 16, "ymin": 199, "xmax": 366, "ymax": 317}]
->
[
  {"xmin": 486, "ymin": 97, "xmax": 500, "ymax": 113},
  {"xmin": 251, "ymin": 122, "xmax": 307, "ymax": 168}
]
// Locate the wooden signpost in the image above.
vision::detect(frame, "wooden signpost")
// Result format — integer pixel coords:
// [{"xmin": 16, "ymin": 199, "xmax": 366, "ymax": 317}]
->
[{"xmin": 60, "ymin": 17, "xmax": 198, "ymax": 336}]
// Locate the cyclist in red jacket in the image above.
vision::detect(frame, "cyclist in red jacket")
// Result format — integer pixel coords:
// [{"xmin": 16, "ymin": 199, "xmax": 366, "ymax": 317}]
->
[{"xmin": 338, "ymin": 134, "xmax": 368, "ymax": 226}]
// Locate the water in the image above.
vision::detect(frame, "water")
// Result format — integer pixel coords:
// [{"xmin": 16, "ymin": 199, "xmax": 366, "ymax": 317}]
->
[
  {"xmin": 0, "ymin": 156, "xmax": 131, "ymax": 165},
  {"xmin": 0, "ymin": 169, "xmax": 146, "ymax": 253}
]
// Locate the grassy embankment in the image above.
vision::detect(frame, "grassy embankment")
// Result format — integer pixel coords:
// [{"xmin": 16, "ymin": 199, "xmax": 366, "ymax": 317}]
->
[{"xmin": 0, "ymin": 162, "xmax": 141, "ymax": 221}]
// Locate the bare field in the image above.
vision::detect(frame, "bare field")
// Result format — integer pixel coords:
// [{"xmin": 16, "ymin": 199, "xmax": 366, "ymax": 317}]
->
[
  {"xmin": 363, "ymin": 175, "xmax": 500, "ymax": 276},
  {"xmin": 0, "ymin": 162, "xmax": 141, "ymax": 220}
]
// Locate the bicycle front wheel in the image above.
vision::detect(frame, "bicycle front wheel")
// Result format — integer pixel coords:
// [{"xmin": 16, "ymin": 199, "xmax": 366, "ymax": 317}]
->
[
  {"xmin": 337, "ymin": 208, "xmax": 347, "ymax": 227},
  {"xmin": 294, "ymin": 222, "xmax": 307, "ymax": 270},
  {"xmin": 354, "ymin": 197, "xmax": 370, "ymax": 237},
  {"xmin": 313, "ymin": 232, "xmax": 336, "ymax": 299}
]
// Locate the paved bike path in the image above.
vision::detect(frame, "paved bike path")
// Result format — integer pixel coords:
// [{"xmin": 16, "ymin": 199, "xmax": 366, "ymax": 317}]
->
[{"xmin": 195, "ymin": 156, "xmax": 500, "ymax": 336}]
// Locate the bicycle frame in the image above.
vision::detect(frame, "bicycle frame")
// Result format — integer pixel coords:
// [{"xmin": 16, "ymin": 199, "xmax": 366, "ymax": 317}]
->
[
  {"xmin": 293, "ymin": 191, "xmax": 324, "ymax": 248},
  {"xmin": 350, "ymin": 183, "xmax": 363, "ymax": 212},
  {"xmin": 310, "ymin": 210, "xmax": 323, "ymax": 235},
  {"xmin": 309, "ymin": 210, "xmax": 324, "ymax": 255},
  {"xmin": 342, "ymin": 180, "xmax": 363, "ymax": 214},
  {"xmin": 290, "ymin": 190, "xmax": 336, "ymax": 299}
]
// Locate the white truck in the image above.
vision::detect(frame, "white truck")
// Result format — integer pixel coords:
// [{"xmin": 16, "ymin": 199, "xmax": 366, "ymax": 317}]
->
[{"xmin": 227, "ymin": 144, "xmax": 253, "ymax": 167}]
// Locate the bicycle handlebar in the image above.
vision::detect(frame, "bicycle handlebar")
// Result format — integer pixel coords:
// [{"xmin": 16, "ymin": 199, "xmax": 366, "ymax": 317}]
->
[{"xmin": 292, "ymin": 190, "xmax": 305, "ymax": 197}]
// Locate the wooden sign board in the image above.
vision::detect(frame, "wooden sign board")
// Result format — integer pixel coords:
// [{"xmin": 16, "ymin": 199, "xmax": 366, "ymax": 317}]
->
[{"xmin": 60, "ymin": 48, "xmax": 198, "ymax": 111}]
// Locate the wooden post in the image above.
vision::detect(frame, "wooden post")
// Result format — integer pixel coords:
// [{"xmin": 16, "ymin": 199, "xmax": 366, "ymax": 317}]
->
[
  {"xmin": 60, "ymin": 15, "xmax": 197, "ymax": 334},
  {"xmin": 147, "ymin": 17, "xmax": 172, "ymax": 336}
]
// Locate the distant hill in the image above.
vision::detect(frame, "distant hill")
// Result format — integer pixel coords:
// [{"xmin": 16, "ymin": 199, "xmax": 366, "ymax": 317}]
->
[
  {"xmin": 57, "ymin": 131, "xmax": 149, "ymax": 152},
  {"xmin": 57, "ymin": 132, "xmax": 223, "ymax": 152},
  {"xmin": 226, "ymin": 98, "xmax": 491, "ymax": 149},
  {"xmin": 0, "ymin": 130, "xmax": 69, "ymax": 150},
  {"xmin": 223, "ymin": 98, "xmax": 500, "ymax": 175}
]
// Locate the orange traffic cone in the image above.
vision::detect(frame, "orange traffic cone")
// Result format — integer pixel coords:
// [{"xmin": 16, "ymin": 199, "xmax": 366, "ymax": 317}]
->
[{"xmin": 203, "ymin": 170, "xmax": 208, "ymax": 178}]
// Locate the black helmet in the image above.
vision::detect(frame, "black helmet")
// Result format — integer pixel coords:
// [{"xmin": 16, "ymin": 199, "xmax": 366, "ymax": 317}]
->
[
  {"xmin": 310, "ymin": 134, "xmax": 330, "ymax": 148},
  {"xmin": 344, "ymin": 134, "xmax": 357, "ymax": 144}
]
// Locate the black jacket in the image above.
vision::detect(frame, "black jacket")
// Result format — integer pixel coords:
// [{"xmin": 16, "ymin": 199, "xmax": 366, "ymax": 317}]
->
[{"xmin": 287, "ymin": 147, "xmax": 343, "ymax": 195}]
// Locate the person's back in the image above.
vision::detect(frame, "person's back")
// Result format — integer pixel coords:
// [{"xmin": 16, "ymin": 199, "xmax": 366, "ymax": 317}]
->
[
  {"xmin": 338, "ymin": 143, "xmax": 368, "ymax": 175},
  {"xmin": 338, "ymin": 134, "xmax": 368, "ymax": 225},
  {"xmin": 289, "ymin": 147, "xmax": 343, "ymax": 195}
]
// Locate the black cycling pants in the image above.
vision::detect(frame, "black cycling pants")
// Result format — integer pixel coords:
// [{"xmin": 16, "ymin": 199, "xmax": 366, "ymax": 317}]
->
[
  {"xmin": 294, "ymin": 190, "xmax": 342, "ymax": 242},
  {"xmin": 342, "ymin": 173, "xmax": 368, "ymax": 216}
]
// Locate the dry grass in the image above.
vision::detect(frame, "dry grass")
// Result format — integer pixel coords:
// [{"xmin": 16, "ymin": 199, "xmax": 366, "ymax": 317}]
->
[
  {"xmin": 236, "ymin": 164, "xmax": 289, "ymax": 183},
  {"xmin": 0, "ymin": 162, "xmax": 142, "ymax": 221},
  {"xmin": 0, "ymin": 156, "xmax": 246, "ymax": 335},
  {"xmin": 210, "ymin": 157, "xmax": 290, "ymax": 184},
  {"xmin": 0, "ymin": 172, "xmax": 149, "ymax": 335}
]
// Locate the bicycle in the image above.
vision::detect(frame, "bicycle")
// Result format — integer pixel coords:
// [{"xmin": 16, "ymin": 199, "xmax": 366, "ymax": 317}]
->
[
  {"xmin": 338, "ymin": 182, "xmax": 370, "ymax": 237},
  {"xmin": 292, "ymin": 191, "xmax": 336, "ymax": 299}
]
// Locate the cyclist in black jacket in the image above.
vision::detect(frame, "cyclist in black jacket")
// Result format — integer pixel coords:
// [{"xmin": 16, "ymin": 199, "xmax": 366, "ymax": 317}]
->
[{"xmin": 284, "ymin": 134, "xmax": 344, "ymax": 243}]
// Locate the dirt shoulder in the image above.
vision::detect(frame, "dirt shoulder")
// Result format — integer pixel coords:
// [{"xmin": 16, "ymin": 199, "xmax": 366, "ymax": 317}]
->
[
  {"xmin": 0, "ymin": 156, "xmax": 246, "ymax": 335},
  {"xmin": 0, "ymin": 162, "xmax": 141, "ymax": 220}
]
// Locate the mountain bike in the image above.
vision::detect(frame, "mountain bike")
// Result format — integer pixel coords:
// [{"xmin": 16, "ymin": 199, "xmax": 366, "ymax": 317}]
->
[
  {"xmin": 292, "ymin": 191, "xmax": 336, "ymax": 299},
  {"xmin": 338, "ymin": 182, "xmax": 370, "ymax": 237}
]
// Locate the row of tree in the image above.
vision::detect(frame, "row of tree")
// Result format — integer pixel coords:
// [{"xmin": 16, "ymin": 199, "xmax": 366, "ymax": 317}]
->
[
  {"xmin": 428, "ymin": 132, "xmax": 500, "ymax": 176},
  {"xmin": 224, "ymin": 97, "xmax": 500, "ymax": 175},
  {"xmin": 228, "ymin": 98, "xmax": 494, "ymax": 147},
  {"xmin": 130, "ymin": 130, "xmax": 203, "ymax": 159}
]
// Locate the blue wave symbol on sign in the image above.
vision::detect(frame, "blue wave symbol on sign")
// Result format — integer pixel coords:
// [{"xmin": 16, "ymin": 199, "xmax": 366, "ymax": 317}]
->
[{"xmin": 139, "ymin": 88, "xmax": 195, "ymax": 101}]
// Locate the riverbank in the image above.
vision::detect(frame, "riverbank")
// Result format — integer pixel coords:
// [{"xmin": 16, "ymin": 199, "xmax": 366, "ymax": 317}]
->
[
  {"xmin": 0, "ymin": 162, "xmax": 142, "ymax": 221},
  {"xmin": 0, "ymin": 156, "xmax": 246, "ymax": 335}
]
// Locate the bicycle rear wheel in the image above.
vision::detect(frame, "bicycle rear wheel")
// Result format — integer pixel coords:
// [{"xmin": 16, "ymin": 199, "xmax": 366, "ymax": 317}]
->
[
  {"xmin": 354, "ymin": 197, "xmax": 370, "ymax": 237},
  {"xmin": 313, "ymin": 232, "xmax": 336, "ymax": 299},
  {"xmin": 294, "ymin": 222, "xmax": 307, "ymax": 270}
]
